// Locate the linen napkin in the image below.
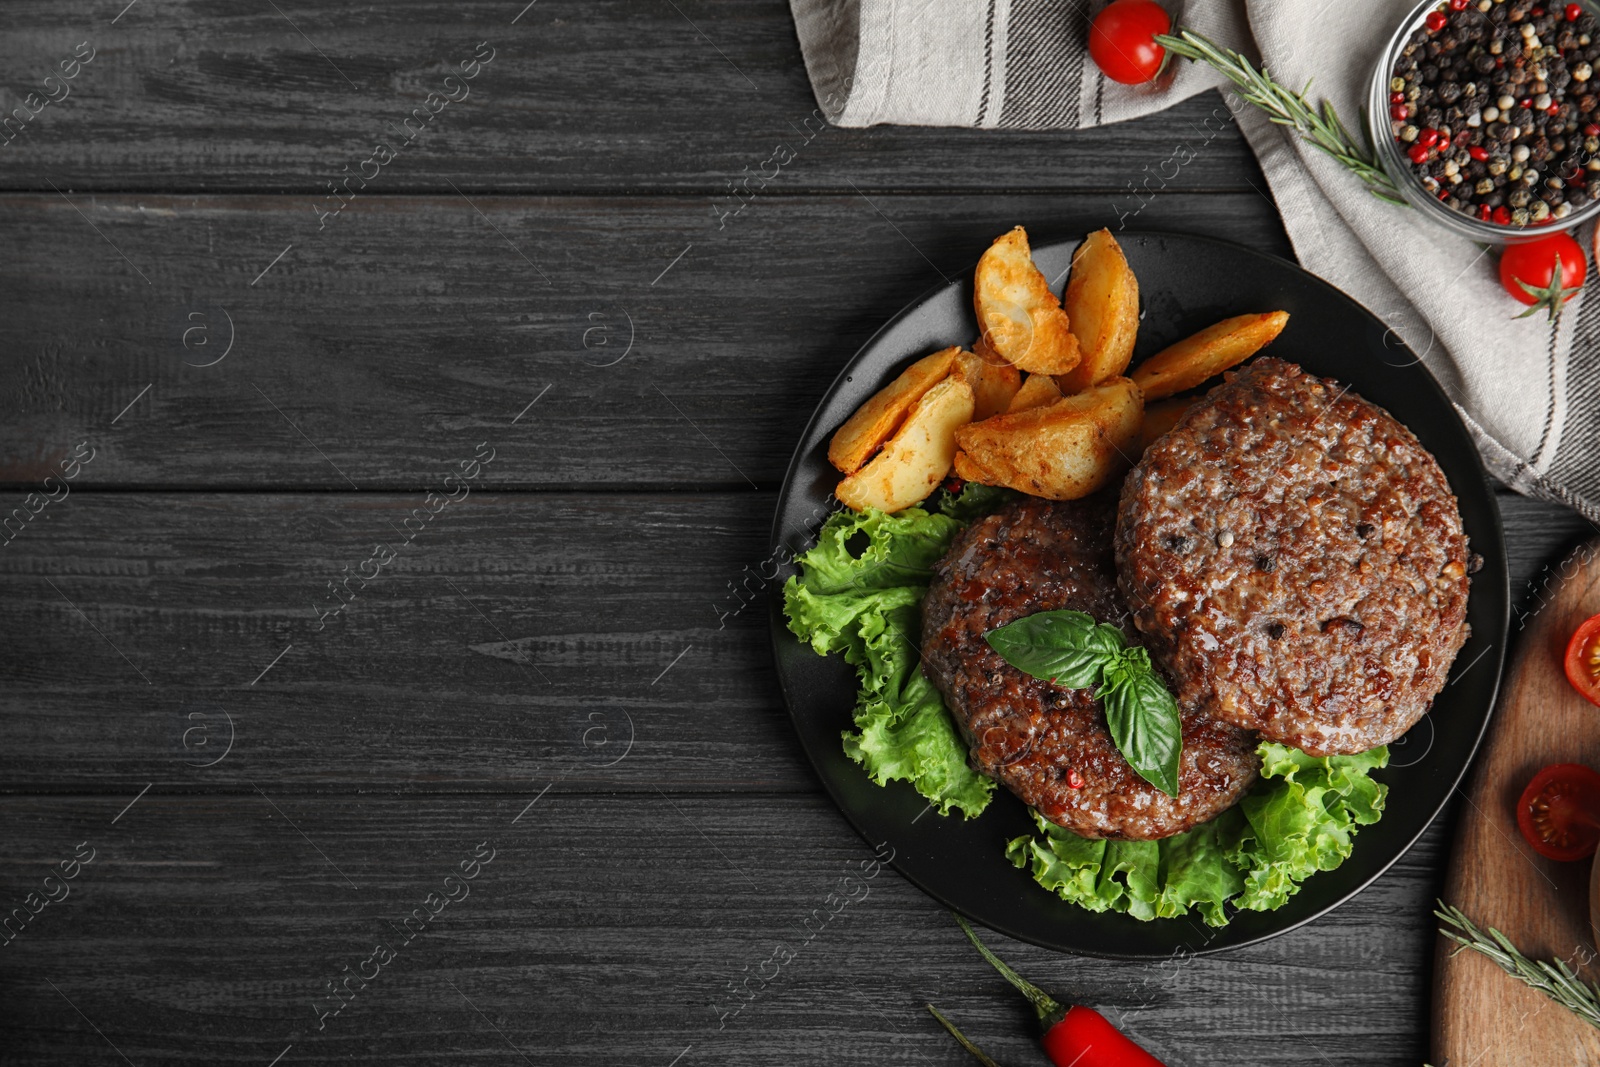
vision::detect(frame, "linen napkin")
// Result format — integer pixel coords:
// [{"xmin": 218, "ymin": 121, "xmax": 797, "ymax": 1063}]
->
[{"xmin": 789, "ymin": 0, "xmax": 1600, "ymax": 522}]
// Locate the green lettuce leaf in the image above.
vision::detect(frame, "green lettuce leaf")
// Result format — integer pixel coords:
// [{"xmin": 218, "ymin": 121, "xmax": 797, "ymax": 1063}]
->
[
  {"xmin": 1004, "ymin": 824, "xmax": 1109, "ymax": 910},
  {"xmin": 783, "ymin": 491, "xmax": 999, "ymax": 818},
  {"xmin": 1227, "ymin": 742, "xmax": 1390, "ymax": 912},
  {"xmin": 1008, "ymin": 742, "xmax": 1389, "ymax": 926}
]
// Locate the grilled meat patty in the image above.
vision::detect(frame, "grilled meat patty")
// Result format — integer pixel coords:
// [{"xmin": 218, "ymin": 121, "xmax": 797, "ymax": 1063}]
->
[
  {"xmin": 921, "ymin": 492, "xmax": 1260, "ymax": 840},
  {"xmin": 1116, "ymin": 357, "xmax": 1472, "ymax": 757}
]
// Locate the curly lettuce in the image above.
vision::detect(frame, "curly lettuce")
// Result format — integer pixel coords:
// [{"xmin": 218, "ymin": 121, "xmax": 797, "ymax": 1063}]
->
[
  {"xmin": 783, "ymin": 485, "xmax": 1011, "ymax": 818},
  {"xmin": 783, "ymin": 482, "xmax": 1391, "ymax": 926},
  {"xmin": 1005, "ymin": 742, "xmax": 1389, "ymax": 926}
]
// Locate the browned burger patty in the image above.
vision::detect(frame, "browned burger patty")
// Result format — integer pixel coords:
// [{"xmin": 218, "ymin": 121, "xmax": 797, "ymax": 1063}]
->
[
  {"xmin": 1116, "ymin": 357, "xmax": 1471, "ymax": 757},
  {"xmin": 921, "ymin": 492, "xmax": 1260, "ymax": 840}
]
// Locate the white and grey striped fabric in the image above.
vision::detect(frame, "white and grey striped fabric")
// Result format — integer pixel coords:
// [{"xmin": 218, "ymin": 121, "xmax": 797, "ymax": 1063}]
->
[{"xmin": 790, "ymin": 0, "xmax": 1600, "ymax": 521}]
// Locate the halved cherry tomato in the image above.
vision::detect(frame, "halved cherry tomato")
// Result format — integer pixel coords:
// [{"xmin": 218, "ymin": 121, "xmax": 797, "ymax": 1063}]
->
[
  {"xmin": 1566, "ymin": 613, "xmax": 1600, "ymax": 708},
  {"xmin": 1089, "ymin": 0, "xmax": 1171, "ymax": 85},
  {"xmin": 1516, "ymin": 763, "xmax": 1600, "ymax": 862}
]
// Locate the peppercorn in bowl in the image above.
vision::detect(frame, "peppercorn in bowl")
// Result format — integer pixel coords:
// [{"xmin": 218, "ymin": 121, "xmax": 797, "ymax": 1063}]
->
[{"xmin": 1371, "ymin": 0, "xmax": 1600, "ymax": 240}]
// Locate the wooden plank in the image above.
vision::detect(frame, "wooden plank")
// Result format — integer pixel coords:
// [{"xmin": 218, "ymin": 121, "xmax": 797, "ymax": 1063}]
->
[
  {"xmin": 0, "ymin": 191, "xmax": 1290, "ymax": 491},
  {"xmin": 0, "ymin": 1, "xmax": 1259, "ymax": 193},
  {"xmin": 0, "ymin": 491, "xmax": 793, "ymax": 793},
  {"xmin": 0, "ymin": 488, "xmax": 1586, "ymax": 793},
  {"xmin": 0, "ymin": 792, "xmax": 1441, "ymax": 1065},
  {"xmin": 1433, "ymin": 538, "xmax": 1600, "ymax": 1067}
]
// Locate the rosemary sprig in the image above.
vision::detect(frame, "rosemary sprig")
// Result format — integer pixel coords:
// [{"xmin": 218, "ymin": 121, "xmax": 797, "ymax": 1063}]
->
[
  {"xmin": 1435, "ymin": 901, "xmax": 1600, "ymax": 1028},
  {"xmin": 1155, "ymin": 29, "xmax": 1407, "ymax": 206}
]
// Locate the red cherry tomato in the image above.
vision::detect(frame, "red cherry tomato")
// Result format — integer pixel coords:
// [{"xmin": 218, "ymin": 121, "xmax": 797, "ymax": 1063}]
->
[
  {"xmin": 1516, "ymin": 763, "xmax": 1600, "ymax": 862},
  {"xmin": 1565, "ymin": 613, "xmax": 1600, "ymax": 708},
  {"xmin": 1498, "ymin": 233, "xmax": 1587, "ymax": 319},
  {"xmin": 1089, "ymin": 0, "xmax": 1171, "ymax": 85}
]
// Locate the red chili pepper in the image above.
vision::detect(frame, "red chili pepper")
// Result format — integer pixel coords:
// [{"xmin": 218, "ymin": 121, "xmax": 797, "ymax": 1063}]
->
[{"xmin": 955, "ymin": 915, "xmax": 1168, "ymax": 1067}]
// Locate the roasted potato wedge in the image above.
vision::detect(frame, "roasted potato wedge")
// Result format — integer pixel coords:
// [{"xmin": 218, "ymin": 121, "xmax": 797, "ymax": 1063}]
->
[
  {"xmin": 954, "ymin": 347, "xmax": 1022, "ymax": 420},
  {"xmin": 1131, "ymin": 311, "xmax": 1289, "ymax": 400},
  {"xmin": 827, "ymin": 347, "xmax": 960, "ymax": 474},
  {"xmin": 973, "ymin": 227, "xmax": 1081, "ymax": 376},
  {"xmin": 1057, "ymin": 228, "xmax": 1140, "ymax": 394},
  {"xmin": 836, "ymin": 377, "xmax": 975, "ymax": 513},
  {"xmin": 952, "ymin": 450, "xmax": 989, "ymax": 484},
  {"xmin": 1138, "ymin": 396, "xmax": 1196, "ymax": 452},
  {"xmin": 955, "ymin": 377, "xmax": 1143, "ymax": 500},
  {"xmin": 970, "ymin": 336, "xmax": 1007, "ymax": 366},
  {"xmin": 1006, "ymin": 373, "xmax": 1063, "ymax": 413}
]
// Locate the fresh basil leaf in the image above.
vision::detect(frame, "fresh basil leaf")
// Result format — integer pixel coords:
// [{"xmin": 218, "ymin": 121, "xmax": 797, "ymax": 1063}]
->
[
  {"xmin": 1088, "ymin": 621, "xmax": 1129, "ymax": 660},
  {"xmin": 984, "ymin": 610, "xmax": 1107, "ymax": 689},
  {"xmin": 1100, "ymin": 651, "xmax": 1183, "ymax": 798},
  {"xmin": 986, "ymin": 611, "xmax": 1184, "ymax": 798}
]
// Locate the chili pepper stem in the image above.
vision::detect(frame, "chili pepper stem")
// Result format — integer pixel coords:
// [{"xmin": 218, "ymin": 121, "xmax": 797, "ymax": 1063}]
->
[
  {"xmin": 926, "ymin": 1004, "xmax": 1006, "ymax": 1067},
  {"xmin": 953, "ymin": 913, "xmax": 1067, "ymax": 1030}
]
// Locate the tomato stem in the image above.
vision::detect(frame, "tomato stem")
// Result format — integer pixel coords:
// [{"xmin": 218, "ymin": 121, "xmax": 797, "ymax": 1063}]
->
[{"xmin": 1511, "ymin": 253, "xmax": 1581, "ymax": 321}]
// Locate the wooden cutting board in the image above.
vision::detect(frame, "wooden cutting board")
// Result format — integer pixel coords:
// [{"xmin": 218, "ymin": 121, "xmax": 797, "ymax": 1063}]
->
[{"xmin": 1434, "ymin": 539, "xmax": 1600, "ymax": 1067}]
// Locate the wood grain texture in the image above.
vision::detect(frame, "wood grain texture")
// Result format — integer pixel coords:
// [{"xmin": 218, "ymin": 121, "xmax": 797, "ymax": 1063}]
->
[
  {"xmin": 0, "ymin": 488, "xmax": 1585, "ymax": 794},
  {"xmin": 0, "ymin": 2, "xmax": 1258, "ymax": 193},
  {"xmin": 0, "ymin": 192, "xmax": 1293, "ymax": 491},
  {"xmin": 1434, "ymin": 539, "xmax": 1600, "ymax": 1067},
  {"xmin": 0, "ymin": 3, "xmax": 1589, "ymax": 1063},
  {"xmin": 0, "ymin": 793, "xmax": 1442, "ymax": 1066}
]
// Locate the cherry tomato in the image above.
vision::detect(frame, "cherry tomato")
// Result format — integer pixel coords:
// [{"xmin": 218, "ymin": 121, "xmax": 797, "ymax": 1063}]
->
[
  {"xmin": 1089, "ymin": 0, "xmax": 1171, "ymax": 85},
  {"xmin": 1565, "ymin": 613, "xmax": 1600, "ymax": 708},
  {"xmin": 1498, "ymin": 233, "xmax": 1587, "ymax": 320},
  {"xmin": 1516, "ymin": 763, "xmax": 1600, "ymax": 862}
]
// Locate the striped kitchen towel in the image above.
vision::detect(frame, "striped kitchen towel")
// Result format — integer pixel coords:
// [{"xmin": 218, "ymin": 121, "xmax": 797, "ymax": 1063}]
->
[{"xmin": 789, "ymin": 0, "xmax": 1600, "ymax": 522}]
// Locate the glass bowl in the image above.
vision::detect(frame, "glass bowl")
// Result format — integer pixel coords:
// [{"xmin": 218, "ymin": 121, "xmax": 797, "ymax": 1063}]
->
[{"xmin": 1369, "ymin": 0, "xmax": 1600, "ymax": 244}]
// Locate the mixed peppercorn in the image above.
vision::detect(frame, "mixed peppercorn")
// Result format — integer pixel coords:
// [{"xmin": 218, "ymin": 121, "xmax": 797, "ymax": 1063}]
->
[{"xmin": 1390, "ymin": 0, "xmax": 1600, "ymax": 227}]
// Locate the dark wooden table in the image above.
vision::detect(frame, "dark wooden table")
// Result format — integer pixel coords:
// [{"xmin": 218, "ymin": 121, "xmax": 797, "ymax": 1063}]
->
[{"xmin": 0, "ymin": 4, "xmax": 1594, "ymax": 1064}]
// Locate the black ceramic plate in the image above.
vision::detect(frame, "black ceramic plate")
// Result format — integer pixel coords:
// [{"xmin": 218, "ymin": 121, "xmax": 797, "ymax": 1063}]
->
[{"xmin": 768, "ymin": 232, "xmax": 1509, "ymax": 958}]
